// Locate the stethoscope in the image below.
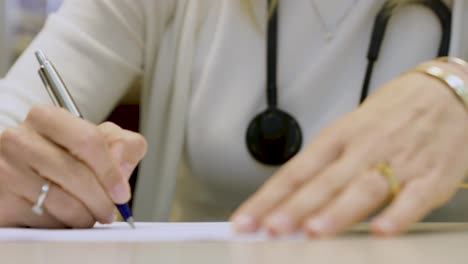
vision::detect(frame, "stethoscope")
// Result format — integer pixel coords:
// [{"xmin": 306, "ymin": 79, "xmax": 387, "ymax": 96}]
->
[{"xmin": 246, "ymin": 0, "xmax": 452, "ymax": 166}]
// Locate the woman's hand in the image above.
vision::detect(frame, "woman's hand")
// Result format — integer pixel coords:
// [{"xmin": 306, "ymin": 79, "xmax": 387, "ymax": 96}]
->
[
  {"xmin": 232, "ymin": 60, "xmax": 468, "ymax": 237},
  {"xmin": 0, "ymin": 106, "xmax": 147, "ymax": 228}
]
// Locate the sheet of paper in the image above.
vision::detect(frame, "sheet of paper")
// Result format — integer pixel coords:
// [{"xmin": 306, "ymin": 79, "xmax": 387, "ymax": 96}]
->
[
  {"xmin": 1, "ymin": 222, "xmax": 467, "ymax": 242},
  {"xmin": 0, "ymin": 222, "xmax": 281, "ymax": 242}
]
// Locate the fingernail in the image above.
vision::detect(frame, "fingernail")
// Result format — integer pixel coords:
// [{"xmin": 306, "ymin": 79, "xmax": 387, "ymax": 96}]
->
[
  {"xmin": 232, "ymin": 215, "xmax": 258, "ymax": 233},
  {"xmin": 112, "ymin": 183, "xmax": 130, "ymax": 203},
  {"xmin": 120, "ymin": 162, "xmax": 133, "ymax": 178},
  {"xmin": 108, "ymin": 213, "xmax": 117, "ymax": 224},
  {"xmin": 374, "ymin": 219, "xmax": 396, "ymax": 234},
  {"xmin": 306, "ymin": 217, "xmax": 334, "ymax": 235},
  {"xmin": 268, "ymin": 213, "xmax": 293, "ymax": 234}
]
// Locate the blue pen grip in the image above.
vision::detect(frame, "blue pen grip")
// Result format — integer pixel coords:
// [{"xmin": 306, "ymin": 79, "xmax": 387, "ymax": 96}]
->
[{"xmin": 116, "ymin": 203, "xmax": 133, "ymax": 221}]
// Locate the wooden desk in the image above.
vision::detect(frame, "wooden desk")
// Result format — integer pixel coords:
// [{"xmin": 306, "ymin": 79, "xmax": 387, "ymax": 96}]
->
[{"xmin": 1, "ymin": 223, "xmax": 467, "ymax": 264}]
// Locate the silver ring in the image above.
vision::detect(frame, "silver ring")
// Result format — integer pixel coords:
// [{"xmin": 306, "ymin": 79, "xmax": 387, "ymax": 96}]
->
[{"xmin": 32, "ymin": 183, "xmax": 50, "ymax": 215}]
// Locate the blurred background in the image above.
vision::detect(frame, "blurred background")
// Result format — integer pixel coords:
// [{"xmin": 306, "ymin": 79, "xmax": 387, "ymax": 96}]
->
[{"xmin": 0, "ymin": 0, "xmax": 63, "ymax": 76}]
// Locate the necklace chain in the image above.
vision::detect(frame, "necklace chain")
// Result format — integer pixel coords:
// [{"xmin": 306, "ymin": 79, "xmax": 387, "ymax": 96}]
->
[{"xmin": 309, "ymin": 0, "xmax": 358, "ymax": 41}]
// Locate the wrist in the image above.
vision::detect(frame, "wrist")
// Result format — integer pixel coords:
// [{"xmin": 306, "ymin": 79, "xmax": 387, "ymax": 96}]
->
[
  {"xmin": 410, "ymin": 58, "xmax": 468, "ymax": 111},
  {"xmin": 437, "ymin": 57, "xmax": 468, "ymax": 76}
]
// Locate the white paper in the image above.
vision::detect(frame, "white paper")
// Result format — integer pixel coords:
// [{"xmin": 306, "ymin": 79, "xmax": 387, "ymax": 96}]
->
[
  {"xmin": 2, "ymin": 222, "xmax": 466, "ymax": 242},
  {"xmin": 0, "ymin": 222, "xmax": 286, "ymax": 242}
]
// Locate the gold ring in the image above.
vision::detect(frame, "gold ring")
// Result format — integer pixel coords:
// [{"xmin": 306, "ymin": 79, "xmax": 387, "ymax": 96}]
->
[{"xmin": 375, "ymin": 162, "xmax": 400, "ymax": 199}]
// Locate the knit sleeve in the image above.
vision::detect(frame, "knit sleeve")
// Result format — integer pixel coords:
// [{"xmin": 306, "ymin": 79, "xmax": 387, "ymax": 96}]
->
[{"xmin": 0, "ymin": 0, "xmax": 173, "ymax": 129}]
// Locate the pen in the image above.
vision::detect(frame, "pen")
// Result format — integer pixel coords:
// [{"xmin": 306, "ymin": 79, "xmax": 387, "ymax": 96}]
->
[{"xmin": 34, "ymin": 50, "xmax": 135, "ymax": 229}]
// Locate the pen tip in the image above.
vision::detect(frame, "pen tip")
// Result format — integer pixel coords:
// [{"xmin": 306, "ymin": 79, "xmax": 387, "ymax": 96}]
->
[{"xmin": 127, "ymin": 217, "xmax": 136, "ymax": 229}]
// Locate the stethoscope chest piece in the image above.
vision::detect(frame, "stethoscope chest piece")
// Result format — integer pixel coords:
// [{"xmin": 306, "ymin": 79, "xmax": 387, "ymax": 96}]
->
[{"xmin": 246, "ymin": 106, "xmax": 302, "ymax": 165}]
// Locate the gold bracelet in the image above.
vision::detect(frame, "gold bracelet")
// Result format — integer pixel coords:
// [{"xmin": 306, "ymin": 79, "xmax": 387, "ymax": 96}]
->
[
  {"xmin": 415, "ymin": 59, "xmax": 468, "ymax": 191},
  {"xmin": 412, "ymin": 64, "xmax": 468, "ymax": 109},
  {"xmin": 438, "ymin": 56, "xmax": 468, "ymax": 72}
]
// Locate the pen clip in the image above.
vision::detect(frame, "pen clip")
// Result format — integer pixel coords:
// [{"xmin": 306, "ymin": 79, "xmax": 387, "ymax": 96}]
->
[{"xmin": 38, "ymin": 67, "xmax": 60, "ymax": 107}]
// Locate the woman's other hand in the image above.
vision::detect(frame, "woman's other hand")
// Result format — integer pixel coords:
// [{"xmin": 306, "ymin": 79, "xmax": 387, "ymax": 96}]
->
[
  {"xmin": 232, "ymin": 60, "xmax": 468, "ymax": 237},
  {"xmin": 0, "ymin": 106, "xmax": 147, "ymax": 228}
]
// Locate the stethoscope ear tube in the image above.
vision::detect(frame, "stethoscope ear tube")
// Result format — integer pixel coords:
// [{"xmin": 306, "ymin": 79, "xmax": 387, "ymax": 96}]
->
[
  {"xmin": 424, "ymin": 0, "xmax": 451, "ymax": 57},
  {"xmin": 360, "ymin": 0, "xmax": 452, "ymax": 103},
  {"xmin": 361, "ymin": 2, "xmax": 392, "ymax": 103},
  {"xmin": 367, "ymin": 2, "xmax": 392, "ymax": 62}
]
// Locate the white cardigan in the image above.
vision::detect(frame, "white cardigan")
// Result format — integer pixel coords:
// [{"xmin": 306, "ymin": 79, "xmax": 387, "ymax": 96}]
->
[{"xmin": 0, "ymin": 0, "xmax": 467, "ymax": 221}]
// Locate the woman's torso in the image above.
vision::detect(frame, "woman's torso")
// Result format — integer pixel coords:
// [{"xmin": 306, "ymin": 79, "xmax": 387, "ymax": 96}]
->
[{"xmin": 164, "ymin": 0, "xmax": 468, "ymax": 221}]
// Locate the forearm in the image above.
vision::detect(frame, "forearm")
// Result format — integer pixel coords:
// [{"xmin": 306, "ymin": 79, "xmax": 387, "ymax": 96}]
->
[{"xmin": 0, "ymin": 0, "xmax": 147, "ymax": 132}]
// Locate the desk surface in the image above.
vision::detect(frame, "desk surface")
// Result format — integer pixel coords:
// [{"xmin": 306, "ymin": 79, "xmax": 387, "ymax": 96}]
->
[{"xmin": 2, "ymin": 223, "xmax": 468, "ymax": 264}]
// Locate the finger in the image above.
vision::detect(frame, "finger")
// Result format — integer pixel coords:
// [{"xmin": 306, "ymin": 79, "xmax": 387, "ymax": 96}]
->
[
  {"xmin": 0, "ymin": 191, "xmax": 65, "ymax": 228},
  {"xmin": 260, "ymin": 126, "xmax": 402, "ymax": 236},
  {"xmin": 261, "ymin": 155, "xmax": 365, "ymax": 235},
  {"xmin": 303, "ymin": 169, "xmax": 389, "ymax": 237},
  {"xmin": 372, "ymin": 137, "xmax": 462, "ymax": 236},
  {"xmin": 0, "ymin": 158, "xmax": 68, "ymax": 228},
  {"xmin": 0, "ymin": 127, "xmax": 115, "ymax": 225},
  {"xmin": 110, "ymin": 141, "xmax": 145, "ymax": 181},
  {"xmin": 371, "ymin": 176, "xmax": 441, "ymax": 236},
  {"xmin": 302, "ymin": 133, "xmax": 440, "ymax": 237},
  {"xmin": 25, "ymin": 106, "xmax": 130, "ymax": 203},
  {"xmin": 98, "ymin": 122, "xmax": 124, "ymax": 143},
  {"xmin": 0, "ymin": 155, "xmax": 97, "ymax": 228},
  {"xmin": 112, "ymin": 130, "xmax": 147, "ymax": 171},
  {"xmin": 231, "ymin": 127, "xmax": 345, "ymax": 232},
  {"xmin": 36, "ymin": 182, "xmax": 97, "ymax": 228},
  {"xmin": 99, "ymin": 122, "xmax": 147, "ymax": 180}
]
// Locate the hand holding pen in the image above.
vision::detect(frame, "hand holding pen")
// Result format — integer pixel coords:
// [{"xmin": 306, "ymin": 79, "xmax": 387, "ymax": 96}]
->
[
  {"xmin": 33, "ymin": 50, "xmax": 148, "ymax": 228},
  {"xmin": 0, "ymin": 50, "xmax": 146, "ymax": 228}
]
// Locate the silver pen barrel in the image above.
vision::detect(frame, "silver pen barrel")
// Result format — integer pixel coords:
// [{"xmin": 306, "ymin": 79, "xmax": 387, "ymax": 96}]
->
[{"xmin": 35, "ymin": 50, "xmax": 83, "ymax": 118}]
